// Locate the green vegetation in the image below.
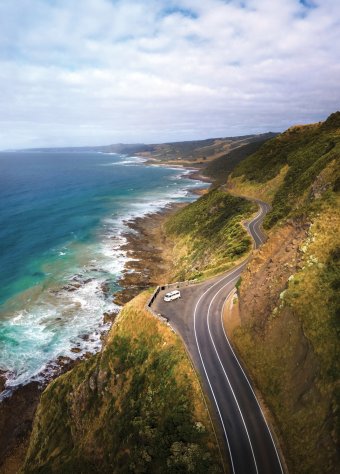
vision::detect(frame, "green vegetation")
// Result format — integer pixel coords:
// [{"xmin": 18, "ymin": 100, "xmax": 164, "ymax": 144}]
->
[
  {"xmin": 139, "ymin": 133, "xmax": 276, "ymax": 163},
  {"xmin": 203, "ymin": 138, "xmax": 271, "ymax": 184},
  {"xmin": 165, "ymin": 188, "xmax": 255, "ymax": 280},
  {"xmin": 227, "ymin": 113, "xmax": 340, "ymax": 473},
  {"xmin": 151, "ymin": 138, "xmax": 222, "ymax": 161},
  {"xmin": 234, "ymin": 193, "xmax": 340, "ymax": 473},
  {"xmin": 231, "ymin": 112, "xmax": 340, "ymax": 228},
  {"xmin": 22, "ymin": 114, "xmax": 340, "ymax": 474},
  {"xmin": 23, "ymin": 293, "xmax": 223, "ymax": 473}
]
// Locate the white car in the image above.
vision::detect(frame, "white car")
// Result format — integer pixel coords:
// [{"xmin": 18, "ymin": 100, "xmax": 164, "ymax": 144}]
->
[{"xmin": 163, "ymin": 290, "xmax": 181, "ymax": 302}]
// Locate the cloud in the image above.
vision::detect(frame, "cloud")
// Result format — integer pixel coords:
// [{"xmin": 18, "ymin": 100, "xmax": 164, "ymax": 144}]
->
[{"xmin": 0, "ymin": 0, "xmax": 339, "ymax": 148}]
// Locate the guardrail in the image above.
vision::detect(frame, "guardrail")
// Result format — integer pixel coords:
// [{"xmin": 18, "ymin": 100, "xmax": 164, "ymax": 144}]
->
[{"xmin": 145, "ymin": 279, "xmax": 199, "ymax": 323}]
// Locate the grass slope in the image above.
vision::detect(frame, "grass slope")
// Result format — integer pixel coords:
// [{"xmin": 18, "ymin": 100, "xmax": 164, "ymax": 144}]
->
[
  {"xmin": 203, "ymin": 138, "xmax": 272, "ymax": 184},
  {"xmin": 139, "ymin": 133, "xmax": 276, "ymax": 164},
  {"xmin": 23, "ymin": 293, "xmax": 223, "ymax": 474},
  {"xmin": 231, "ymin": 112, "xmax": 340, "ymax": 228},
  {"xmin": 226, "ymin": 113, "xmax": 340, "ymax": 473},
  {"xmin": 165, "ymin": 188, "xmax": 255, "ymax": 280}
]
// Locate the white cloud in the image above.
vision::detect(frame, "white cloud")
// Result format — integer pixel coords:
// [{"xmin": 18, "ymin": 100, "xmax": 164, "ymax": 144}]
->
[{"xmin": 0, "ymin": 0, "xmax": 339, "ymax": 148}]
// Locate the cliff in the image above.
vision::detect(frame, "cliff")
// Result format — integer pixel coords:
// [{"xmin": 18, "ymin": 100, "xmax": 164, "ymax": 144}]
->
[
  {"xmin": 20, "ymin": 113, "xmax": 339, "ymax": 473},
  {"xmin": 22, "ymin": 292, "xmax": 223, "ymax": 473},
  {"xmin": 227, "ymin": 112, "xmax": 340, "ymax": 473}
]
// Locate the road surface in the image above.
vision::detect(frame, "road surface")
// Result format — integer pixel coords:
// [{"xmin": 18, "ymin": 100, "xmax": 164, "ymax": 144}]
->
[{"xmin": 152, "ymin": 200, "xmax": 284, "ymax": 474}]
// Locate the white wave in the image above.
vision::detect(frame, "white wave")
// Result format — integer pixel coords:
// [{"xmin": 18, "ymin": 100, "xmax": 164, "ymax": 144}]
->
[
  {"xmin": 0, "ymin": 271, "xmax": 118, "ymax": 388},
  {"xmin": 100, "ymin": 156, "xmax": 147, "ymax": 166},
  {"xmin": 0, "ymin": 165, "xmax": 209, "ymax": 391}
]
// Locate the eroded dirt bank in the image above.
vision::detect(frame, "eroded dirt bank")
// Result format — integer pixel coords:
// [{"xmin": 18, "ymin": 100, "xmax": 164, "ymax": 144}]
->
[
  {"xmin": 231, "ymin": 218, "xmax": 340, "ymax": 473},
  {"xmin": 238, "ymin": 220, "xmax": 308, "ymax": 329}
]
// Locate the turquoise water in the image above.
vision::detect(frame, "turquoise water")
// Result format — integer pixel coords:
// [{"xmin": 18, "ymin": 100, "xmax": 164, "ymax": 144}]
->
[{"xmin": 0, "ymin": 152, "xmax": 206, "ymax": 391}]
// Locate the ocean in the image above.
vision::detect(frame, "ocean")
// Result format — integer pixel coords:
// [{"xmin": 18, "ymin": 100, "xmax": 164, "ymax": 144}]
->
[{"xmin": 0, "ymin": 151, "xmax": 206, "ymax": 393}]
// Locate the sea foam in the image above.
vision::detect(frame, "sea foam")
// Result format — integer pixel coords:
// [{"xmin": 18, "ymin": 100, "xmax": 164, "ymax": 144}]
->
[{"xmin": 0, "ymin": 153, "xmax": 208, "ymax": 392}]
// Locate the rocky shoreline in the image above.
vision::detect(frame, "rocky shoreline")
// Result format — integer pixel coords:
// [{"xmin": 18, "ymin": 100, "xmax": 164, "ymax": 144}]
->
[
  {"xmin": 113, "ymin": 169, "xmax": 211, "ymax": 305},
  {"xmin": 0, "ymin": 203, "xmax": 175, "ymax": 471},
  {"xmin": 0, "ymin": 206, "xmax": 170, "ymax": 470},
  {"xmin": 0, "ymin": 170, "xmax": 211, "ymax": 471},
  {"xmin": 113, "ymin": 203, "xmax": 184, "ymax": 305}
]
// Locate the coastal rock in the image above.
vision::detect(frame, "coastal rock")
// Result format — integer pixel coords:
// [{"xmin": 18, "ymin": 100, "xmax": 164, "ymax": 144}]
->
[
  {"xmin": 100, "ymin": 281, "xmax": 111, "ymax": 296},
  {"xmin": 62, "ymin": 283, "xmax": 81, "ymax": 292},
  {"xmin": 56, "ymin": 355, "xmax": 72, "ymax": 368},
  {"xmin": 0, "ymin": 381, "xmax": 41, "ymax": 466},
  {"xmin": 71, "ymin": 347, "xmax": 82, "ymax": 354},
  {"xmin": 103, "ymin": 310, "xmax": 118, "ymax": 324},
  {"xmin": 0, "ymin": 371, "xmax": 6, "ymax": 393},
  {"xmin": 113, "ymin": 206, "xmax": 181, "ymax": 305}
]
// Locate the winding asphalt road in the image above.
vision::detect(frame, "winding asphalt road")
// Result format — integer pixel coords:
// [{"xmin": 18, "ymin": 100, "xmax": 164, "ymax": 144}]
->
[{"xmin": 152, "ymin": 200, "xmax": 284, "ymax": 474}]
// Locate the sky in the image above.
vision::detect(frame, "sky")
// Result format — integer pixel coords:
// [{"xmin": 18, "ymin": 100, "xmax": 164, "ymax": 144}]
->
[{"xmin": 0, "ymin": 0, "xmax": 339, "ymax": 149}]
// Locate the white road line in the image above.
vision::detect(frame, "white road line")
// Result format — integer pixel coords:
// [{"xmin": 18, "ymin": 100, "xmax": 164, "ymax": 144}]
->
[
  {"xmin": 220, "ymin": 293, "xmax": 284, "ymax": 474},
  {"xmin": 194, "ymin": 286, "xmax": 236, "ymax": 474},
  {"xmin": 167, "ymin": 200, "xmax": 271, "ymax": 474},
  {"xmin": 250, "ymin": 205, "xmax": 264, "ymax": 245},
  {"xmin": 224, "ymin": 201, "xmax": 284, "ymax": 472},
  {"xmin": 206, "ymin": 277, "xmax": 259, "ymax": 474},
  {"xmin": 192, "ymin": 262, "xmax": 256, "ymax": 474},
  {"xmin": 245, "ymin": 207, "xmax": 262, "ymax": 248},
  {"xmin": 192, "ymin": 200, "xmax": 281, "ymax": 474},
  {"xmin": 192, "ymin": 261, "xmax": 256, "ymax": 474},
  {"xmin": 252, "ymin": 221, "xmax": 262, "ymax": 246}
]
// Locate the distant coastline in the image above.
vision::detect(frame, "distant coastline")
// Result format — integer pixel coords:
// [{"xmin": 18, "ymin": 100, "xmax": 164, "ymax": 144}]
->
[
  {"xmin": 0, "ymin": 155, "xmax": 210, "ymax": 466},
  {"xmin": 0, "ymin": 156, "xmax": 209, "ymax": 391}
]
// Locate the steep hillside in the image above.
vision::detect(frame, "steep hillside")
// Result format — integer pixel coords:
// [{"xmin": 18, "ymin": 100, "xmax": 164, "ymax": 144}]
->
[
  {"xmin": 20, "ymin": 114, "xmax": 339, "ymax": 474},
  {"xmin": 202, "ymin": 137, "xmax": 272, "ymax": 184},
  {"xmin": 23, "ymin": 293, "xmax": 223, "ymax": 473},
  {"xmin": 231, "ymin": 112, "xmax": 340, "ymax": 227},
  {"xmin": 226, "ymin": 113, "xmax": 340, "ymax": 473},
  {"xmin": 165, "ymin": 188, "xmax": 256, "ymax": 280},
  {"xmin": 138, "ymin": 133, "xmax": 276, "ymax": 165}
]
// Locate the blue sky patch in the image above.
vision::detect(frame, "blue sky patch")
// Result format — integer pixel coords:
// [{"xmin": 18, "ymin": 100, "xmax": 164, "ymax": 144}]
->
[
  {"xmin": 162, "ymin": 6, "xmax": 198, "ymax": 20},
  {"xmin": 299, "ymin": 0, "xmax": 317, "ymax": 9},
  {"xmin": 0, "ymin": 0, "xmax": 338, "ymax": 149}
]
